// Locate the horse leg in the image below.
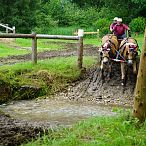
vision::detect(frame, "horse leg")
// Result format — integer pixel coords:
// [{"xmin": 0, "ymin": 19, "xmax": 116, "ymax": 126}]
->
[
  {"xmin": 107, "ymin": 64, "xmax": 112, "ymax": 80},
  {"xmin": 100, "ymin": 62, "xmax": 104, "ymax": 83},
  {"xmin": 133, "ymin": 60, "xmax": 137, "ymax": 75},
  {"xmin": 121, "ymin": 62, "xmax": 126, "ymax": 86},
  {"xmin": 133, "ymin": 60, "xmax": 137, "ymax": 82}
]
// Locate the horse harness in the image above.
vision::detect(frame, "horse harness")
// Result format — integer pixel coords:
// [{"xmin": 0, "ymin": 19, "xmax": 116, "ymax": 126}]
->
[{"xmin": 119, "ymin": 37, "xmax": 138, "ymax": 62}]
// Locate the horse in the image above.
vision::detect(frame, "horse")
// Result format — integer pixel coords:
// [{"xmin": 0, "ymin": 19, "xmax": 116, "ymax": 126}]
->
[
  {"xmin": 119, "ymin": 37, "xmax": 138, "ymax": 85},
  {"xmin": 99, "ymin": 34, "xmax": 119, "ymax": 80}
]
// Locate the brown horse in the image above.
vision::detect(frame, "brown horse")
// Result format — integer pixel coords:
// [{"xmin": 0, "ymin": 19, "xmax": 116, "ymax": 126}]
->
[
  {"xmin": 119, "ymin": 37, "xmax": 138, "ymax": 85},
  {"xmin": 99, "ymin": 34, "xmax": 119, "ymax": 80}
]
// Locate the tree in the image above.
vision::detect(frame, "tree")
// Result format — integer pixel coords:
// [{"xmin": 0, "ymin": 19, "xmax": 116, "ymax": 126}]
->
[
  {"xmin": 71, "ymin": 0, "xmax": 103, "ymax": 8},
  {"xmin": 133, "ymin": 27, "xmax": 146, "ymax": 122}
]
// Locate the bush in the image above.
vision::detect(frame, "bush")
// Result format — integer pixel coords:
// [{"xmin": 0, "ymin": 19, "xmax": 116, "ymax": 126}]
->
[
  {"xmin": 93, "ymin": 18, "xmax": 111, "ymax": 37},
  {"xmin": 129, "ymin": 17, "xmax": 146, "ymax": 33},
  {"xmin": 34, "ymin": 12, "xmax": 58, "ymax": 34},
  {"xmin": 78, "ymin": 7, "xmax": 99, "ymax": 28}
]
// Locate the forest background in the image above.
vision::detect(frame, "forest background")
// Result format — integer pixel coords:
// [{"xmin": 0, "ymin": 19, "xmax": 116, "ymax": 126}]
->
[{"xmin": 0, "ymin": 0, "xmax": 146, "ymax": 36}]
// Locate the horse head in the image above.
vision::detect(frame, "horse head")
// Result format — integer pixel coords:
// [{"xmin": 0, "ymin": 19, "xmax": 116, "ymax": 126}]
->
[
  {"xmin": 123, "ymin": 42, "xmax": 138, "ymax": 66},
  {"xmin": 100, "ymin": 35, "xmax": 118, "ymax": 64},
  {"xmin": 100, "ymin": 42, "xmax": 112, "ymax": 65}
]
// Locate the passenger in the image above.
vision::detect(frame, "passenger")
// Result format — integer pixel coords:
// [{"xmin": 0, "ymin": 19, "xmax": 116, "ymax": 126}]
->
[
  {"xmin": 112, "ymin": 18, "xmax": 131, "ymax": 39},
  {"xmin": 110, "ymin": 17, "xmax": 118, "ymax": 32}
]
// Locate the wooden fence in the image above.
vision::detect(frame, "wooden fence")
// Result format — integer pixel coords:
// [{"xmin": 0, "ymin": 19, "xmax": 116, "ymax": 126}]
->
[{"xmin": 0, "ymin": 30, "xmax": 84, "ymax": 69}]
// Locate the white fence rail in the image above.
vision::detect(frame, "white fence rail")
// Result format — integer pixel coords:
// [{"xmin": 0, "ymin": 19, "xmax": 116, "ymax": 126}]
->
[{"xmin": 0, "ymin": 23, "xmax": 15, "ymax": 33}]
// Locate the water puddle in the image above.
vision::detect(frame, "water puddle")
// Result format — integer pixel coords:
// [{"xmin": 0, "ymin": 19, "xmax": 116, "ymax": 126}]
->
[{"xmin": 0, "ymin": 98, "xmax": 116, "ymax": 127}]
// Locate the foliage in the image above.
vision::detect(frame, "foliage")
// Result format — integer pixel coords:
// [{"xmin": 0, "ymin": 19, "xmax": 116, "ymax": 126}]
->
[
  {"xmin": 0, "ymin": 0, "xmax": 146, "ymax": 34},
  {"xmin": 129, "ymin": 17, "xmax": 146, "ymax": 33},
  {"xmin": 34, "ymin": 12, "xmax": 58, "ymax": 34},
  {"xmin": 78, "ymin": 7, "xmax": 99, "ymax": 28},
  {"xmin": 71, "ymin": 0, "xmax": 104, "ymax": 8},
  {"xmin": 93, "ymin": 18, "xmax": 111, "ymax": 37}
]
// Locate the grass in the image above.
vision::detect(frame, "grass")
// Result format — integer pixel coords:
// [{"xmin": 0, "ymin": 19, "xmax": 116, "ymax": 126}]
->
[
  {"xmin": 0, "ymin": 43, "xmax": 30, "ymax": 57},
  {"xmin": 46, "ymin": 26, "xmax": 79, "ymax": 36},
  {"xmin": 0, "ymin": 56, "xmax": 96, "ymax": 74},
  {"xmin": 22, "ymin": 110, "xmax": 146, "ymax": 146},
  {"xmin": 16, "ymin": 38, "xmax": 67, "ymax": 51},
  {"xmin": 134, "ymin": 34, "xmax": 144, "ymax": 51}
]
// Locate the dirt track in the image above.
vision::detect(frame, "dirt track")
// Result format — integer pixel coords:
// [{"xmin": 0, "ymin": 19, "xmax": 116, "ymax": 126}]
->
[{"xmin": 0, "ymin": 41, "xmax": 137, "ymax": 145}]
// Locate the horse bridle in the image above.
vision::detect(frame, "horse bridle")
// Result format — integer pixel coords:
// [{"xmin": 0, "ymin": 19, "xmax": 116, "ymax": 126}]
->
[{"xmin": 121, "ymin": 43, "xmax": 138, "ymax": 62}]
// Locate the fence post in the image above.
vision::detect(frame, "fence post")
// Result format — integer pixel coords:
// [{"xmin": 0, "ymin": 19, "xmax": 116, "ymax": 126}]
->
[
  {"xmin": 97, "ymin": 29, "xmax": 99, "ymax": 38},
  {"xmin": 6, "ymin": 24, "xmax": 8, "ymax": 33},
  {"xmin": 77, "ymin": 29, "xmax": 84, "ymax": 69},
  {"xmin": 12, "ymin": 26, "xmax": 16, "ymax": 42},
  {"xmin": 32, "ymin": 32, "xmax": 37, "ymax": 64},
  {"xmin": 13, "ymin": 26, "xmax": 15, "ymax": 34}
]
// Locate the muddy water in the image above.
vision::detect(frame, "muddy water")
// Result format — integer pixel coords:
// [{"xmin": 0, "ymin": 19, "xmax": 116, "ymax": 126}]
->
[{"xmin": 0, "ymin": 98, "xmax": 115, "ymax": 127}]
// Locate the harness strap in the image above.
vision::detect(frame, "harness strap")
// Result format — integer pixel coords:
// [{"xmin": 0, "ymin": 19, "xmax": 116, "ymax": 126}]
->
[
  {"xmin": 119, "ymin": 37, "xmax": 129, "ymax": 51},
  {"xmin": 108, "ymin": 39, "xmax": 117, "ymax": 51}
]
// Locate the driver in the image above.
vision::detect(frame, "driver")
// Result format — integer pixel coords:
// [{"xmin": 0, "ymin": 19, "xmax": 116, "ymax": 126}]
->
[{"xmin": 112, "ymin": 18, "xmax": 131, "ymax": 39}]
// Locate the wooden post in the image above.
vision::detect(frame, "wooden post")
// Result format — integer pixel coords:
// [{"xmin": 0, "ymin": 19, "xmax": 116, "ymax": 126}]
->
[
  {"xmin": 133, "ymin": 27, "xmax": 146, "ymax": 121},
  {"xmin": 13, "ymin": 26, "xmax": 15, "ymax": 34},
  {"xmin": 97, "ymin": 29, "xmax": 99, "ymax": 38},
  {"xmin": 32, "ymin": 32, "xmax": 37, "ymax": 64},
  {"xmin": 6, "ymin": 24, "xmax": 8, "ymax": 33},
  {"xmin": 77, "ymin": 29, "xmax": 84, "ymax": 69},
  {"xmin": 12, "ymin": 26, "xmax": 16, "ymax": 42}
]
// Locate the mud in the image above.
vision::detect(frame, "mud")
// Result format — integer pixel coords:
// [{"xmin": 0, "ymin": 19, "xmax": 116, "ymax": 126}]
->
[
  {"xmin": 66, "ymin": 62, "xmax": 136, "ymax": 107},
  {"xmin": 0, "ymin": 41, "xmax": 137, "ymax": 146},
  {"xmin": 0, "ymin": 112, "xmax": 49, "ymax": 146}
]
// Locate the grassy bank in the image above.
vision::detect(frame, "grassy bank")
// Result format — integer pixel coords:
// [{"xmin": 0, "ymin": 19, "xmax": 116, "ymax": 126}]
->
[
  {"xmin": 23, "ymin": 111, "xmax": 146, "ymax": 146},
  {"xmin": 0, "ymin": 56, "xmax": 96, "ymax": 103}
]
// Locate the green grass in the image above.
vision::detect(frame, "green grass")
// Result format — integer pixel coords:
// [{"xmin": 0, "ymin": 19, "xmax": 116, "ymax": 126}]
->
[
  {"xmin": 84, "ymin": 38, "xmax": 101, "ymax": 46},
  {"xmin": 16, "ymin": 38, "xmax": 67, "ymax": 51},
  {"xmin": 134, "ymin": 34, "xmax": 144, "ymax": 51},
  {"xmin": 0, "ymin": 43, "xmax": 30, "ymax": 57},
  {"xmin": 23, "ymin": 111, "xmax": 146, "ymax": 146},
  {"xmin": 46, "ymin": 26, "xmax": 79, "ymax": 35},
  {"xmin": 0, "ymin": 56, "xmax": 96, "ymax": 73}
]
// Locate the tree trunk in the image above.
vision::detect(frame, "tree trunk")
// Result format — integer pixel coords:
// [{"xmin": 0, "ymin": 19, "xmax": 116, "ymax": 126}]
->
[{"xmin": 133, "ymin": 28, "xmax": 146, "ymax": 121}]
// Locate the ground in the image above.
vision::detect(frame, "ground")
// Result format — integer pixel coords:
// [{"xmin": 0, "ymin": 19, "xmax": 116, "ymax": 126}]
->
[{"xmin": 0, "ymin": 41, "xmax": 137, "ymax": 146}]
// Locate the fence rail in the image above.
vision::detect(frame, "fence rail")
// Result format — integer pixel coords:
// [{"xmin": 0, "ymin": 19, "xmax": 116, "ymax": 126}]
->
[
  {"xmin": 36, "ymin": 34, "xmax": 79, "ymax": 40},
  {"xmin": 0, "ymin": 33, "xmax": 34, "ymax": 38},
  {"xmin": 74, "ymin": 29, "xmax": 99, "ymax": 37}
]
